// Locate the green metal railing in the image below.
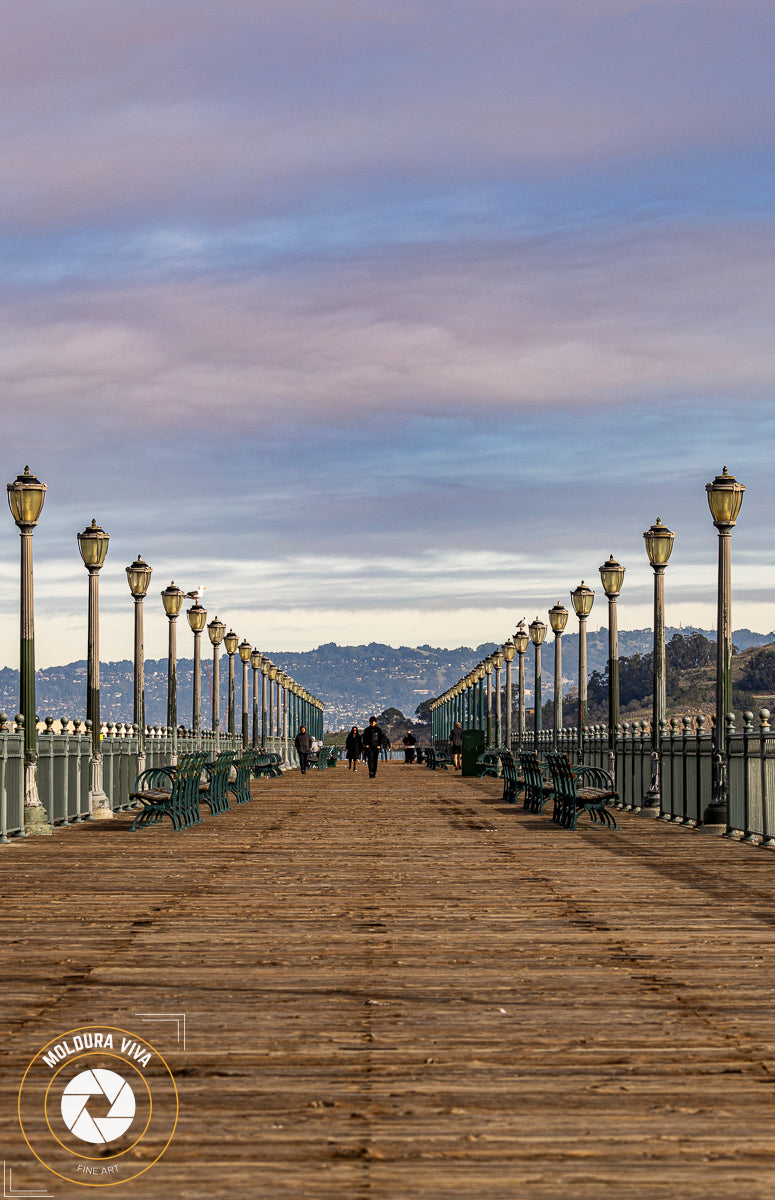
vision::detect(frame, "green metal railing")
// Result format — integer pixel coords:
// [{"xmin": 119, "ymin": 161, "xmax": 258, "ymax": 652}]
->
[{"xmin": 0, "ymin": 720, "xmax": 296, "ymax": 839}]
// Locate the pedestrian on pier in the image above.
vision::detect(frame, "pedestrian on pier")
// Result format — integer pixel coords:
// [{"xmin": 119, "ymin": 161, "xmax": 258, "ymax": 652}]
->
[
  {"xmin": 345, "ymin": 726, "xmax": 363, "ymax": 771},
  {"xmin": 403, "ymin": 730, "xmax": 417, "ymax": 763},
  {"xmin": 450, "ymin": 721, "xmax": 463, "ymax": 770},
  {"xmin": 295, "ymin": 725, "xmax": 313, "ymax": 774},
  {"xmin": 362, "ymin": 716, "xmax": 385, "ymax": 779}
]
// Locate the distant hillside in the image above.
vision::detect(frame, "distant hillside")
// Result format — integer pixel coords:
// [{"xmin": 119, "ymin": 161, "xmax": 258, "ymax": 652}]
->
[{"xmin": 1, "ymin": 628, "xmax": 772, "ymax": 730}]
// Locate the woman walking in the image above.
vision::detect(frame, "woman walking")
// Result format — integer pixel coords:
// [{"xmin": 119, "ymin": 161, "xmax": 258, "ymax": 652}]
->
[{"xmin": 345, "ymin": 725, "xmax": 363, "ymax": 771}]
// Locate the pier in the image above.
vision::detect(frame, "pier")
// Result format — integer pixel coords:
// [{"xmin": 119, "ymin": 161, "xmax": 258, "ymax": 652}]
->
[{"xmin": 3, "ymin": 762, "xmax": 775, "ymax": 1197}]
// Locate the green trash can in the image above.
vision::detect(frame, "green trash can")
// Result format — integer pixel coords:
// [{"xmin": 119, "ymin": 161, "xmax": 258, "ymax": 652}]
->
[{"xmin": 461, "ymin": 729, "xmax": 485, "ymax": 777}]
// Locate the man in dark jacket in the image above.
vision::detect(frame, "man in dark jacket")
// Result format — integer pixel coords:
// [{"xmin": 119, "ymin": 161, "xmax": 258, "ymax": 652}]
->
[
  {"xmin": 294, "ymin": 725, "xmax": 313, "ymax": 774},
  {"xmin": 362, "ymin": 716, "xmax": 384, "ymax": 779}
]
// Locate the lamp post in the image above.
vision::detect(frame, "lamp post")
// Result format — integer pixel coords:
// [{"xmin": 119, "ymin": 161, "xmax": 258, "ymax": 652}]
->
[
  {"xmin": 77, "ymin": 519, "xmax": 112, "ymax": 819},
  {"xmin": 599, "ymin": 556, "xmax": 625, "ymax": 781},
  {"xmin": 483, "ymin": 656, "xmax": 494, "ymax": 746},
  {"xmin": 502, "ymin": 642, "xmax": 515, "ymax": 751},
  {"xmin": 571, "ymin": 582, "xmax": 594, "ymax": 763},
  {"xmin": 643, "ymin": 518, "xmax": 675, "ymax": 815},
  {"xmin": 187, "ymin": 600, "xmax": 207, "ymax": 748},
  {"xmin": 548, "ymin": 603, "xmax": 568, "ymax": 749},
  {"xmin": 705, "ymin": 467, "xmax": 745, "ymax": 830},
  {"xmin": 513, "ymin": 620, "xmax": 529, "ymax": 748},
  {"xmin": 7, "ymin": 467, "xmax": 51, "ymax": 835},
  {"xmin": 223, "ymin": 630, "xmax": 239, "ymax": 739},
  {"xmin": 239, "ymin": 640, "xmax": 252, "ymax": 750},
  {"xmin": 529, "ymin": 617, "xmax": 547, "ymax": 750},
  {"xmin": 161, "ymin": 582, "xmax": 184, "ymax": 764},
  {"xmin": 126, "ymin": 555, "xmax": 152, "ymax": 775},
  {"xmin": 207, "ymin": 617, "xmax": 226, "ymax": 751},
  {"xmin": 260, "ymin": 657, "xmax": 269, "ymax": 747},
  {"xmin": 492, "ymin": 649, "xmax": 504, "ymax": 746},
  {"xmin": 250, "ymin": 650, "xmax": 262, "ymax": 747},
  {"xmin": 266, "ymin": 662, "xmax": 276, "ymax": 745}
]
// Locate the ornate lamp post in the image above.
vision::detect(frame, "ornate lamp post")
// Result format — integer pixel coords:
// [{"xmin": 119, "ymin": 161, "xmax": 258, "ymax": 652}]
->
[
  {"xmin": 483, "ymin": 656, "xmax": 494, "ymax": 746},
  {"xmin": 266, "ymin": 662, "xmax": 276, "ymax": 744},
  {"xmin": 7, "ymin": 467, "xmax": 50, "ymax": 835},
  {"xmin": 77, "ymin": 519, "xmax": 112, "ymax": 818},
  {"xmin": 513, "ymin": 620, "xmax": 529, "ymax": 748},
  {"xmin": 705, "ymin": 467, "xmax": 745, "ymax": 829},
  {"xmin": 126, "ymin": 555, "xmax": 152, "ymax": 775},
  {"xmin": 571, "ymin": 582, "xmax": 594, "ymax": 762},
  {"xmin": 548, "ymin": 602, "xmax": 568, "ymax": 749},
  {"xmin": 529, "ymin": 617, "xmax": 547, "ymax": 750},
  {"xmin": 260, "ymin": 657, "xmax": 269, "ymax": 747},
  {"xmin": 643, "ymin": 518, "xmax": 675, "ymax": 815},
  {"xmin": 250, "ymin": 650, "xmax": 262, "ymax": 747},
  {"xmin": 239, "ymin": 640, "xmax": 252, "ymax": 749},
  {"xmin": 502, "ymin": 641, "xmax": 516, "ymax": 751},
  {"xmin": 223, "ymin": 630, "xmax": 239, "ymax": 738},
  {"xmin": 207, "ymin": 616, "xmax": 226, "ymax": 751},
  {"xmin": 492, "ymin": 649, "xmax": 504, "ymax": 746},
  {"xmin": 161, "ymin": 582, "xmax": 184, "ymax": 764},
  {"xmin": 599, "ymin": 556, "xmax": 626, "ymax": 780},
  {"xmin": 187, "ymin": 599, "xmax": 207, "ymax": 748}
]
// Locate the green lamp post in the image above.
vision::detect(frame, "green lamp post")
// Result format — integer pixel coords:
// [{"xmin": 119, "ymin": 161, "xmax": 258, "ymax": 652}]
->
[
  {"xmin": 513, "ymin": 620, "xmax": 529, "ymax": 748},
  {"xmin": 548, "ymin": 602, "xmax": 568, "ymax": 749},
  {"xmin": 223, "ymin": 630, "xmax": 239, "ymax": 738},
  {"xmin": 570, "ymin": 582, "xmax": 594, "ymax": 762},
  {"xmin": 502, "ymin": 641, "xmax": 516, "ymax": 752},
  {"xmin": 491, "ymin": 648, "xmax": 504, "ymax": 746},
  {"xmin": 705, "ymin": 467, "xmax": 745, "ymax": 830},
  {"xmin": 7, "ymin": 467, "xmax": 51, "ymax": 835},
  {"xmin": 643, "ymin": 518, "xmax": 675, "ymax": 815},
  {"xmin": 207, "ymin": 616, "xmax": 226, "ymax": 750},
  {"xmin": 126, "ymin": 555, "xmax": 152, "ymax": 774},
  {"xmin": 78, "ymin": 519, "xmax": 111, "ymax": 818},
  {"xmin": 187, "ymin": 600, "xmax": 207, "ymax": 748},
  {"xmin": 161, "ymin": 582, "xmax": 184, "ymax": 763},
  {"xmin": 239, "ymin": 640, "xmax": 252, "ymax": 749},
  {"xmin": 529, "ymin": 617, "xmax": 547, "ymax": 750},
  {"xmin": 599, "ymin": 555, "xmax": 625, "ymax": 781},
  {"xmin": 250, "ymin": 650, "xmax": 263, "ymax": 747}
]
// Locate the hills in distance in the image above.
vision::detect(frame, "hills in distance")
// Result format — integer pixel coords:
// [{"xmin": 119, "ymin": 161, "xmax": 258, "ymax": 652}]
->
[{"xmin": 0, "ymin": 628, "xmax": 773, "ymax": 731}]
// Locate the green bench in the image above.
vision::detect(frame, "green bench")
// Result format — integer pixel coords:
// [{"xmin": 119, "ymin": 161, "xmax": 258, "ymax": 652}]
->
[
  {"xmin": 425, "ymin": 747, "xmax": 451, "ymax": 770},
  {"xmin": 476, "ymin": 750, "xmax": 501, "ymax": 778},
  {"xmin": 130, "ymin": 751, "xmax": 207, "ymax": 831},
  {"xmin": 199, "ymin": 750, "xmax": 236, "ymax": 816},
  {"xmin": 546, "ymin": 751, "xmax": 619, "ymax": 830},
  {"xmin": 518, "ymin": 750, "xmax": 554, "ymax": 814}
]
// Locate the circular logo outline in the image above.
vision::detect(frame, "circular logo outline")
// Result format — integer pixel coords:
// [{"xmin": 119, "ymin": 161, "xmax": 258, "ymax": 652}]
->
[{"xmin": 18, "ymin": 1025, "xmax": 178, "ymax": 1188}]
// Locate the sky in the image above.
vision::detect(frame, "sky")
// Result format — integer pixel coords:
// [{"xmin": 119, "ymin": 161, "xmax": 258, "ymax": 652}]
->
[{"xmin": 1, "ymin": 0, "xmax": 774, "ymax": 672}]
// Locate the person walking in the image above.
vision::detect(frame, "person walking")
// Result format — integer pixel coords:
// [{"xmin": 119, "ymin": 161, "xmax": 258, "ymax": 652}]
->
[
  {"xmin": 403, "ymin": 730, "xmax": 417, "ymax": 764},
  {"xmin": 450, "ymin": 721, "xmax": 463, "ymax": 770},
  {"xmin": 294, "ymin": 725, "xmax": 313, "ymax": 775},
  {"xmin": 381, "ymin": 735, "xmax": 391, "ymax": 762},
  {"xmin": 345, "ymin": 725, "xmax": 363, "ymax": 771},
  {"xmin": 362, "ymin": 715, "xmax": 385, "ymax": 779}
]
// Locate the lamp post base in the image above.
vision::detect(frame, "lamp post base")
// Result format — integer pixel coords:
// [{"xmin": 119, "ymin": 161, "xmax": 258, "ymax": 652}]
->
[
  {"xmin": 701, "ymin": 802, "xmax": 727, "ymax": 834},
  {"xmin": 24, "ymin": 804, "xmax": 53, "ymax": 835},
  {"xmin": 90, "ymin": 792, "xmax": 114, "ymax": 820}
]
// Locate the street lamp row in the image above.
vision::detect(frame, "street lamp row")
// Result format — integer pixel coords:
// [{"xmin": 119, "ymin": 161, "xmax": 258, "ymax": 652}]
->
[
  {"xmin": 431, "ymin": 470, "xmax": 745, "ymax": 831},
  {"xmin": 5, "ymin": 470, "xmax": 324, "ymax": 833}
]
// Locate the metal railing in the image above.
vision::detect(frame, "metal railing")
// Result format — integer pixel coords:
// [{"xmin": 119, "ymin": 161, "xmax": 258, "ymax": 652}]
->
[
  {"xmin": 0, "ymin": 720, "xmax": 295, "ymax": 840},
  {"xmin": 500, "ymin": 710, "xmax": 775, "ymax": 843}
]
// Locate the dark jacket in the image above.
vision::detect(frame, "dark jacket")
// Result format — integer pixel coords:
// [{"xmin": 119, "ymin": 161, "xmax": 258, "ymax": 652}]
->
[
  {"xmin": 362, "ymin": 723, "xmax": 384, "ymax": 750},
  {"xmin": 345, "ymin": 731, "xmax": 363, "ymax": 758},
  {"xmin": 295, "ymin": 730, "xmax": 313, "ymax": 754}
]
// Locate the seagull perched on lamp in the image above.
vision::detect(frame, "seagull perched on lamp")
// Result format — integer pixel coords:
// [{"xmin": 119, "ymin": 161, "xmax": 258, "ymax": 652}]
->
[{"xmin": 185, "ymin": 586, "xmax": 206, "ymax": 602}]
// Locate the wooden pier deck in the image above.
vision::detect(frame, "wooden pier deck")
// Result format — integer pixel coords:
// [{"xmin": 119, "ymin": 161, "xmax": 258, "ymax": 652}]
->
[{"xmin": 3, "ymin": 761, "xmax": 775, "ymax": 1199}]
